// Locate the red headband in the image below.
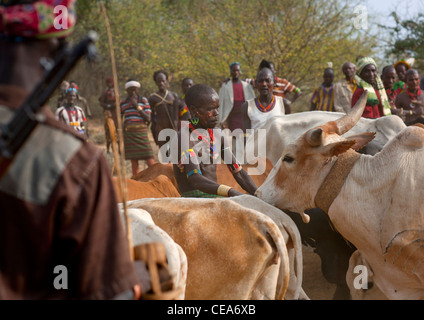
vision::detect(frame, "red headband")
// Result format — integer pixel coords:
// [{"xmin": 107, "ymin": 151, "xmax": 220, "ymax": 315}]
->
[{"xmin": 0, "ymin": 0, "xmax": 76, "ymax": 39}]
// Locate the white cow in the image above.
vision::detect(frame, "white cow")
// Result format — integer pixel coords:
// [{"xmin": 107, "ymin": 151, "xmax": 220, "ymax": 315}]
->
[
  {"xmin": 256, "ymin": 91, "xmax": 424, "ymax": 299},
  {"xmin": 244, "ymin": 108, "xmax": 405, "ymax": 299},
  {"xmin": 125, "ymin": 197, "xmax": 295, "ymax": 300},
  {"xmin": 119, "ymin": 207, "xmax": 188, "ymax": 299},
  {"xmin": 245, "ymin": 110, "xmax": 406, "ymax": 165}
]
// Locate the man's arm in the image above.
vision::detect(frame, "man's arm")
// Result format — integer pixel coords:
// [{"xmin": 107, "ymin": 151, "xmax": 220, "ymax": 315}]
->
[
  {"xmin": 98, "ymin": 90, "xmax": 109, "ymax": 110},
  {"xmin": 148, "ymin": 96, "xmax": 159, "ymax": 145},
  {"xmin": 180, "ymin": 139, "xmax": 243, "ymax": 197},
  {"xmin": 283, "ymin": 98, "xmax": 292, "ymax": 114},
  {"xmin": 137, "ymin": 107, "xmax": 151, "ymax": 123},
  {"xmin": 310, "ymin": 87, "xmax": 319, "ymax": 111},
  {"xmin": 65, "ymin": 147, "xmax": 140, "ymax": 299},
  {"xmin": 332, "ymin": 84, "xmax": 345, "ymax": 113},
  {"xmin": 241, "ymin": 101, "xmax": 251, "ymax": 133},
  {"xmin": 221, "ymin": 134, "xmax": 257, "ymax": 195},
  {"xmin": 290, "ymin": 88, "xmax": 302, "ymax": 104}
]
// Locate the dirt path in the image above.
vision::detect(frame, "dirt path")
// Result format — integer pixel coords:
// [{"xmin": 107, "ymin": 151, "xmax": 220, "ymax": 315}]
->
[{"xmin": 302, "ymin": 248, "xmax": 336, "ymax": 300}]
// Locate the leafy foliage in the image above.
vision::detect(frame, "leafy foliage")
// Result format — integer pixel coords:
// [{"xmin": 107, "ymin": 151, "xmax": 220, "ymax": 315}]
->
[
  {"xmin": 65, "ymin": 0, "xmax": 375, "ymax": 114},
  {"xmin": 383, "ymin": 12, "xmax": 424, "ymax": 71}
]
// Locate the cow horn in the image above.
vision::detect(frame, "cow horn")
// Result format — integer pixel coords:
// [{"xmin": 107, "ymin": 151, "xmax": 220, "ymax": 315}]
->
[
  {"xmin": 336, "ymin": 90, "xmax": 368, "ymax": 135},
  {"xmin": 305, "ymin": 128, "xmax": 323, "ymax": 147}
]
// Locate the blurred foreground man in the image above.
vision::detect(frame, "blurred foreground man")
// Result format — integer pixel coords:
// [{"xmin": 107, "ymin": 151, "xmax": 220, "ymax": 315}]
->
[{"xmin": 0, "ymin": 0, "xmax": 163, "ymax": 299}]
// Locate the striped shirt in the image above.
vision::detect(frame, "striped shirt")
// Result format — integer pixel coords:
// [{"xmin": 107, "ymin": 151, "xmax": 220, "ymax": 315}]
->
[
  {"xmin": 311, "ymin": 84, "xmax": 334, "ymax": 111},
  {"xmin": 120, "ymin": 96, "xmax": 151, "ymax": 125},
  {"xmin": 273, "ymin": 77, "xmax": 300, "ymax": 98}
]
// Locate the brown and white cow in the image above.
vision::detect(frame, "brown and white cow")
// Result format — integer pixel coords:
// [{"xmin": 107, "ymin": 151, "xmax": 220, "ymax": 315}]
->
[
  {"xmin": 125, "ymin": 197, "xmax": 297, "ymax": 300},
  {"xmin": 256, "ymin": 91, "xmax": 424, "ymax": 299},
  {"xmin": 244, "ymin": 102, "xmax": 406, "ymax": 299}
]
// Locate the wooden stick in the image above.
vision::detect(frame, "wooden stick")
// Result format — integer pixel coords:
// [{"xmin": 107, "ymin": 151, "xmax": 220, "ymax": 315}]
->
[{"xmin": 100, "ymin": 2, "xmax": 134, "ymax": 261}]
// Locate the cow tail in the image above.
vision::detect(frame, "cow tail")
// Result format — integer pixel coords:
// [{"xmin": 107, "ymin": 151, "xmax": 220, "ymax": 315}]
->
[
  {"xmin": 284, "ymin": 220, "xmax": 303, "ymax": 300},
  {"xmin": 264, "ymin": 222, "xmax": 290, "ymax": 300}
]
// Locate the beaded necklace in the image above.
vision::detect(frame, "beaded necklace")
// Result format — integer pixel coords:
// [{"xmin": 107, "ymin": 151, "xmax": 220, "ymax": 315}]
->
[
  {"xmin": 406, "ymin": 87, "xmax": 422, "ymax": 103},
  {"xmin": 188, "ymin": 121, "xmax": 217, "ymax": 157},
  {"xmin": 255, "ymin": 95, "xmax": 275, "ymax": 112}
]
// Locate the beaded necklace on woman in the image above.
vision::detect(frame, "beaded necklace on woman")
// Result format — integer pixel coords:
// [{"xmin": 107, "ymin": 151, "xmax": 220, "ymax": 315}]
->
[
  {"xmin": 406, "ymin": 87, "xmax": 422, "ymax": 105},
  {"xmin": 255, "ymin": 95, "xmax": 276, "ymax": 112}
]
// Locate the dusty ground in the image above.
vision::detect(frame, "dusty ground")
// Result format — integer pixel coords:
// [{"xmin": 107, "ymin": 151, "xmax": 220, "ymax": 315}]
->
[
  {"xmin": 302, "ymin": 248, "xmax": 336, "ymax": 300},
  {"xmin": 88, "ymin": 117, "xmax": 337, "ymax": 300}
]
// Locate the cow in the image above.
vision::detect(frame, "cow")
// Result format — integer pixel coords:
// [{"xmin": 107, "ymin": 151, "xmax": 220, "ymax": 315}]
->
[
  {"xmin": 130, "ymin": 160, "xmax": 342, "ymax": 299},
  {"xmin": 244, "ymin": 107, "xmax": 406, "ymax": 300},
  {"xmin": 132, "ymin": 163, "xmax": 178, "ymax": 190},
  {"xmin": 228, "ymin": 195, "xmax": 307, "ymax": 300},
  {"xmin": 256, "ymin": 90, "xmax": 424, "ymax": 299},
  {"xmin": 131, "ymin": 159, "xmax": 274, "ymax": 195},
  {"xmin": 112, "ymin": 175, "xmax": 181, "ymax": 202},
  {"xmin": 119, "ymin": 207, "xmax": 188, "ymax": 299},
  {"xmin": 246, "ymin": 110, "xmax": 406, "ymax": 165},
  {"xmin": 125, "ymin": 197, "xmax": 299, "ymax": 300}
]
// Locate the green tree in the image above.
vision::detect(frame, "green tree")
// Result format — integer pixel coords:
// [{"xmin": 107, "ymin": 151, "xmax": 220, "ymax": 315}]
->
[
  {"xmin": 383, "ymin": 12, "xmax": 424, "ymax": 71},
  {"xmin": 63, "ymin": 0, "xmax": 376, "ymax": 115}
]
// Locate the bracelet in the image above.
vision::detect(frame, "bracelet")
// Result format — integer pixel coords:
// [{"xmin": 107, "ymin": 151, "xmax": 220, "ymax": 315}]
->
[
  {"xmin": 217, "ymin": 185, "xmax": 232, "ymax": 197},
  {"xmin": 410, "ymin": 110, "xmax": 413, "ymax": 115},
  {"xmin": 137, "ymin": 106, "xmax": 143, "ymax": 111}
]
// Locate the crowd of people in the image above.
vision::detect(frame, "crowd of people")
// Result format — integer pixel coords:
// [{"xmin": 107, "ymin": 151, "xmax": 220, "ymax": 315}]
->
[
  {"xmin": 310, "ymin": 57, "xmax": 424, "ymax": 126},
  {"xmin": 56, "ymin": 54, "xmax": 424, "ymax": 179}
]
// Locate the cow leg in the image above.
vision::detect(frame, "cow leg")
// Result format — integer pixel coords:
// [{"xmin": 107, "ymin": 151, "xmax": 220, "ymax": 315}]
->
[{"xmin": 346, "ymin": 250, "xmax": 387, "ymax": 300}]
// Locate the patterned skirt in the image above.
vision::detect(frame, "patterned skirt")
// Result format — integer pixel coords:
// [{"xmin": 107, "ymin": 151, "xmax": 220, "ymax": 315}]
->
[
  {"xmin": 123, "ymin": 124, "xmax": 153, "ymax": 160},
  {"xmin": 180, "ymin": 189, "xmax": 222, "ymax": 198}
]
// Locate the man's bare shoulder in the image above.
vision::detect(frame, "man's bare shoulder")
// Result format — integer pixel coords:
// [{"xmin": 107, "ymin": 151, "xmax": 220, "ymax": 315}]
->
[
  {"xmin": 148, "ymin": 93, "xmax": 160, "ymax": 103},
  {"xmin": 168, "ymin": 91, "xmax": 179, "ymax": 99}
]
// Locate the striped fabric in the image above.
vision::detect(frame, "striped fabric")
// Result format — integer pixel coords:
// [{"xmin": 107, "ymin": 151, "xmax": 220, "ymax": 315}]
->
[
  {"xmin": 311, "ymin": 84, "xmax": 334, "ymax": 111},
  {"xmin": 123, "ymin": 127, "xmax": 153, "ymax": 160},
  {"xmin": 120, "ymin": 96, "xmax": 151, "ymax": 126},
  {"xmin": 120, "ymin": 95, "xmax": 153, "ymax": 160},
  {"xmin": 273, "ymin": 77, "xmax": 298, "ymax": 98},
  {"xmin": 179, "ymin": 105, "xmax": 189, "ymax": 117}
]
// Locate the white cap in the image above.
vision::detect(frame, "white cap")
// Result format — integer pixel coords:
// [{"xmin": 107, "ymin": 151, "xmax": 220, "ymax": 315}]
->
[{"xmin": 125, "ymin": 80, "xmax": 141, "ymax": 89}]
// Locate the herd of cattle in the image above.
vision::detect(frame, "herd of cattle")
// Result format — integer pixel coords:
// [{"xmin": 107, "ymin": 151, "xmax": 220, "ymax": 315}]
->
[{"xmin": 113, "ymin": 91, "xmax": 424, "ymax": 300}]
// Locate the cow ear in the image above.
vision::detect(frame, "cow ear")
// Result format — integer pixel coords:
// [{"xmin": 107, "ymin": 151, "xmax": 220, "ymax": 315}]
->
[
  {"xmin": 345, "ymin": 132, "xmax": 376, "ymax": 151},
  {"xmin": 320, "ymin": 140, "xmax": 356, "ymax": 158}
]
